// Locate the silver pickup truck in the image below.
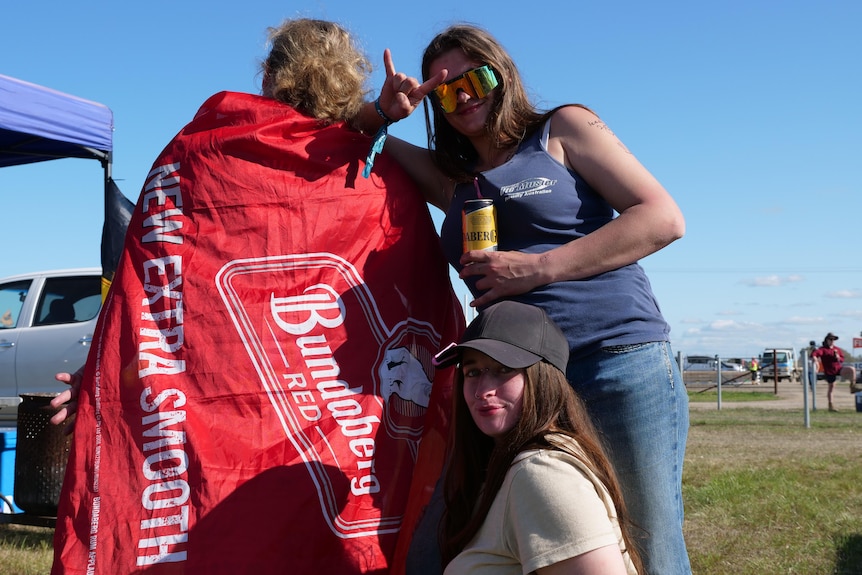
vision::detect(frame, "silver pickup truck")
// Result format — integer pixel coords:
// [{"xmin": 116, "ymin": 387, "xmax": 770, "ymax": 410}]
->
[{"xmin": 0, "ymin": 268, "xmax": 101, "ymax": 423}]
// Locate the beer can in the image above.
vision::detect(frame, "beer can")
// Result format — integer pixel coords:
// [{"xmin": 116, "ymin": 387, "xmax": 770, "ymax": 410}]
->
[{"xmin": 462, "ymin": 199, "xmax": 498, "ymax": 252}]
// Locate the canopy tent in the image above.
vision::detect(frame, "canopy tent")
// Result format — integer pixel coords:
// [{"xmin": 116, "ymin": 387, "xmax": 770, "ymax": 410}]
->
[
  {"xmin": 0, "ymin": 74, "xmax": 113, "ymax": 169},
  {"xmin": 0, "ymin": 74, "xmax": 131, "ymax": 292}
]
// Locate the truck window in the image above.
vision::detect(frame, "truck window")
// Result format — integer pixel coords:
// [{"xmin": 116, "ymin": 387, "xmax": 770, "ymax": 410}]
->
[{"xmin": 35, "ymin": 276, "xmax": 102, "ymax": 326}]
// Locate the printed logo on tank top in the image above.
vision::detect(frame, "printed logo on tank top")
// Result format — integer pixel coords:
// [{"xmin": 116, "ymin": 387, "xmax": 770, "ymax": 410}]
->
[{"xmin": 499, "ymin": 177, "xmax": 557, "ymax": 200}]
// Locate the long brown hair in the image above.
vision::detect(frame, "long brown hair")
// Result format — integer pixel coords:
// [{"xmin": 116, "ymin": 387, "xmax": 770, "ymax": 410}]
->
[{"xmin": 440, "ymin": 360, "xmax": 644, "ymax": 574}]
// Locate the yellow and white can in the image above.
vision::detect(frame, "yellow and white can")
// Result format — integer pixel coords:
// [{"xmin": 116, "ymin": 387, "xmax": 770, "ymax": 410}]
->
[{"xmin": 462, "ymin": 199, "xmax": 498, "ymax": 252}]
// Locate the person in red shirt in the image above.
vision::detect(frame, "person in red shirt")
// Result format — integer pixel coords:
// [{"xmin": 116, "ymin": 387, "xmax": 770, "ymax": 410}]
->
[{"xmin": 811, "ymin": 332, "xmax": 844, "ymax": 412}]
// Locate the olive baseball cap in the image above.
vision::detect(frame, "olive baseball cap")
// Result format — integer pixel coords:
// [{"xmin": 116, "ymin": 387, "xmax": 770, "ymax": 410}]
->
[{"xmin": 433, "ymin": 300, "xmax": 569, "ymax": 373}]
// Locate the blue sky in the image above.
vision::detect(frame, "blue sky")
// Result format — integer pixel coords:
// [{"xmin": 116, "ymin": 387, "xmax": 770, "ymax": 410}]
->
[{"xmin": 1, "ymin": 0, "xmax": 860, "ymax": 360}]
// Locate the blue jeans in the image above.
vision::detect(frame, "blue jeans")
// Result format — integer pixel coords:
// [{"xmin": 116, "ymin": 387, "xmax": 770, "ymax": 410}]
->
[{"xmin": 567, "ymin": 341, "xmax": 691, "ymax": 575}]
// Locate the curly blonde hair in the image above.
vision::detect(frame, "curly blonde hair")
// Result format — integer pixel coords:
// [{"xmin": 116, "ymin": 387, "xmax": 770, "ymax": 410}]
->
[{"xmin": 261, "ymin": 19, "xmax": 371, "ymax": 124}]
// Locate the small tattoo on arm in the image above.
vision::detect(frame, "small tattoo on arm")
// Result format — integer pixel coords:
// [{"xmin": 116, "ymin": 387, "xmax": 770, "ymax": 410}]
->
[
  {"xmin": 588, "ymin": 120, "xmax": 632, "ymax": 154},
  {"xmin": 588, "ymin": 119, "xmax": 615, "ymax": 136}
]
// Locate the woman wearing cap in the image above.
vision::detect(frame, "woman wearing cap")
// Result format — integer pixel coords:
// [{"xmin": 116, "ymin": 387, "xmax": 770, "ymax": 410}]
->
[
  {"xmin": 370, "ymin": 24, "xmax": 689, "ymax": 575},
  {"xmin": 433, "ymin": 300, "xmax": 643, "ymax": 575},
  {"xmin": 811, "ymin": 333, "xmax": 844, "ymax": 412}
]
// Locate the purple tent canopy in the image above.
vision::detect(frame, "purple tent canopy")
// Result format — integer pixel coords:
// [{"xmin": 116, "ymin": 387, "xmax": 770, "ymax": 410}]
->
[{"xmin": 0, "ymin": 74, "xmax": 113, "ymax": 169}]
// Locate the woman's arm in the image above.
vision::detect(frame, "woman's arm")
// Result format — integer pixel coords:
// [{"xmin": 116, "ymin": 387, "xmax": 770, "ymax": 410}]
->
[
  {"xmin": 460, "ymin": 105, "xmax": 684, "ymax": 308},
  {"xmin": 548, "ymin": 105, "xmax": 684, "ymax": 272},
  {"xmin": 505, "ymin": 450, "xmax": 635, "ymax": 575},
  {"xmin": 385, "ymin": 137, "xmax": 453, "ymax": 211},
  {"xmin": 537, "ymin": 544, "xmax": 631, "ymax": 575}
]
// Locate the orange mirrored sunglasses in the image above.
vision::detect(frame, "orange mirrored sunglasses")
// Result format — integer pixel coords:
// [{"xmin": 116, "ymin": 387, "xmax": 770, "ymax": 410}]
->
[{"xmin": 432, "ymin": 65, "xmax": 499, "ymax": 113}]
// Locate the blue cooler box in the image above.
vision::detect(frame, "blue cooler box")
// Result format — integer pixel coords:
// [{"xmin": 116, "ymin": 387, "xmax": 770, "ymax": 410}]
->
[{"xmin": 0, "ymin": 428, "xmax": 21, "ymax": 512}]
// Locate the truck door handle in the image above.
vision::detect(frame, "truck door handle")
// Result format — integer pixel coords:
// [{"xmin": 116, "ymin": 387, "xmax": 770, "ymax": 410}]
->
[
  {"xmin": 0, "ymin": 341, "xmax": 14, "ymax": 349},
  {"xmin": 78, "ymin": 336, "xmax": 93, "ymax": 344}
]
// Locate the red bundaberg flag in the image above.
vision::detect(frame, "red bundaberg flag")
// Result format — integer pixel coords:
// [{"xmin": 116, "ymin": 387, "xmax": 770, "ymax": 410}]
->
[{"xmin": 51, "ymin": 92, "xmax": 463, "ymax": 575}]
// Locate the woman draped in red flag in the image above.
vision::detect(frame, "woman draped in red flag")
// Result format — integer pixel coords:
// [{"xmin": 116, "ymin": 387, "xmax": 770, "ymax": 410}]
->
[{"xmin": 50, "ymin": 19, "xmax": 461, "ymax": 575}]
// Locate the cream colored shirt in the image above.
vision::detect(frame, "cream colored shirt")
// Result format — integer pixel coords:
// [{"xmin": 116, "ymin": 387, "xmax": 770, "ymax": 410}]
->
[{"xmin": 443, "ymin": 439, "xmax": 637, "ymax": 575}]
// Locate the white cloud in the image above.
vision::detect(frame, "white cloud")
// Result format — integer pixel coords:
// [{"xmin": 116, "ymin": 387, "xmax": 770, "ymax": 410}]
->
[
  {"xmin": 827, "ymin": 290, "xmax": 862, "ymax": 299},
  {"xmin": 706, "ymin": 319, "xmax": 763, "ymax": 332},
  {"xmin": 743, "ymin": 275, "xmax": 805, "ymax": 287},
  {"xmin": 783, "ymin": 316, "xmax": 825, "ymax": 325},
  {"xmin": 747, "ymin": 275, "xmax": 782, "ymax": 286}
]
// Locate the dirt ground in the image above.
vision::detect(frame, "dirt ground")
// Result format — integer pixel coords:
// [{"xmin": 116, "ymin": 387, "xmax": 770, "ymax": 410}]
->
[
  {"xmin": 687, "ymin": 375, "xmax": 861, "ymax": 412},
  {"xmin": 685, "ymin": 376, "xmax": 862, "ymax": 479}
]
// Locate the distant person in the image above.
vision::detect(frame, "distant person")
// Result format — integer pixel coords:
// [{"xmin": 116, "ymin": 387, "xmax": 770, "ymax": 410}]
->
[
  {"xmin": 749, "ymin": 357, "xmax": 760, "ymax": 384},
  {"xmin": 811, "ymin": 333, "xmax": 843, "ymax": 412},
  {"xmin": 433, "ymin": 300, "xmax": 643, "ymax": 575},
  {"xmin": 0, "ymin": 309, "xmax": 12, "ymax": 327}
]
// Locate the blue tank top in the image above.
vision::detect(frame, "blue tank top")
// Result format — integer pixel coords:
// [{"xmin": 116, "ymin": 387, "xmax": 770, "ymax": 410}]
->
[{"xmin": 440, "ymin": 118, "xmax": 670, "ymax": 359}]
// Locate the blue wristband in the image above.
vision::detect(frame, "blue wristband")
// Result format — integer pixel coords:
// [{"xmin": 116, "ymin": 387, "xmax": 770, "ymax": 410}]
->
[
  {"xmin": 374, "ymin": 98, "xmax": 394, "ymax": 125},
  {"xmin": 363, "ymin": 99, "xmax": 395, "ymax": 178},
  {"xmin": 362, "ymin": 124, "xmax": 388, "ymax": 178}
]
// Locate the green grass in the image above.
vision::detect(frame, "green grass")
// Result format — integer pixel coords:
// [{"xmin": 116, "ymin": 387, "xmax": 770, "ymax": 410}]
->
[
  {"xmin": 685, "ymin": 408, "xmax": 862, "ymax": 574},
  {"xmin": 0, "ymin": 524, "xmax": 54, "ymax": 575},
  {"xmin": 3, "ymin": 408, "xmax": 861, "ymax": 574},
  {"xmin": 688, "ymin": 390, "xmax": 780, "ymax": 403}
]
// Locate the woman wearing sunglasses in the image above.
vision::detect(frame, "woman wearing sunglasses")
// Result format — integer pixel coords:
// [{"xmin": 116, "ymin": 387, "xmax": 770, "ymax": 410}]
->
[{"xmin": 373, "ymin": 24, "xmax": 691, "ymax": 575}]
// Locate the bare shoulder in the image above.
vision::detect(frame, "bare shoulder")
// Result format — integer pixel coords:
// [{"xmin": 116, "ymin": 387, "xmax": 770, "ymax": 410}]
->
[
  {"xmin": 548, "ymin": 105, "xmax": 629, "ymax": 165},
  {"xmin": 551, "ymin": 105, "xmax": 619, "ymax": 145},
  {"xmin": 549, "ymin": 105, "xmax": 606, "ymax": 136}
]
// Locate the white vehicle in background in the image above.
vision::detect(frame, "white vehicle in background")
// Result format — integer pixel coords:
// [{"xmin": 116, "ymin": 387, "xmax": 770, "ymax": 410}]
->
[
  {"xmin": 684, "ymin": 355, "xmax": 745, "ymax": 372},
  {"xmin": 760, "ymin": 348, "xmax": 798, "ymax": 382},
  {"xmin": 0, "ymin": 268, "xmax": 102, "ymax": 422}
]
